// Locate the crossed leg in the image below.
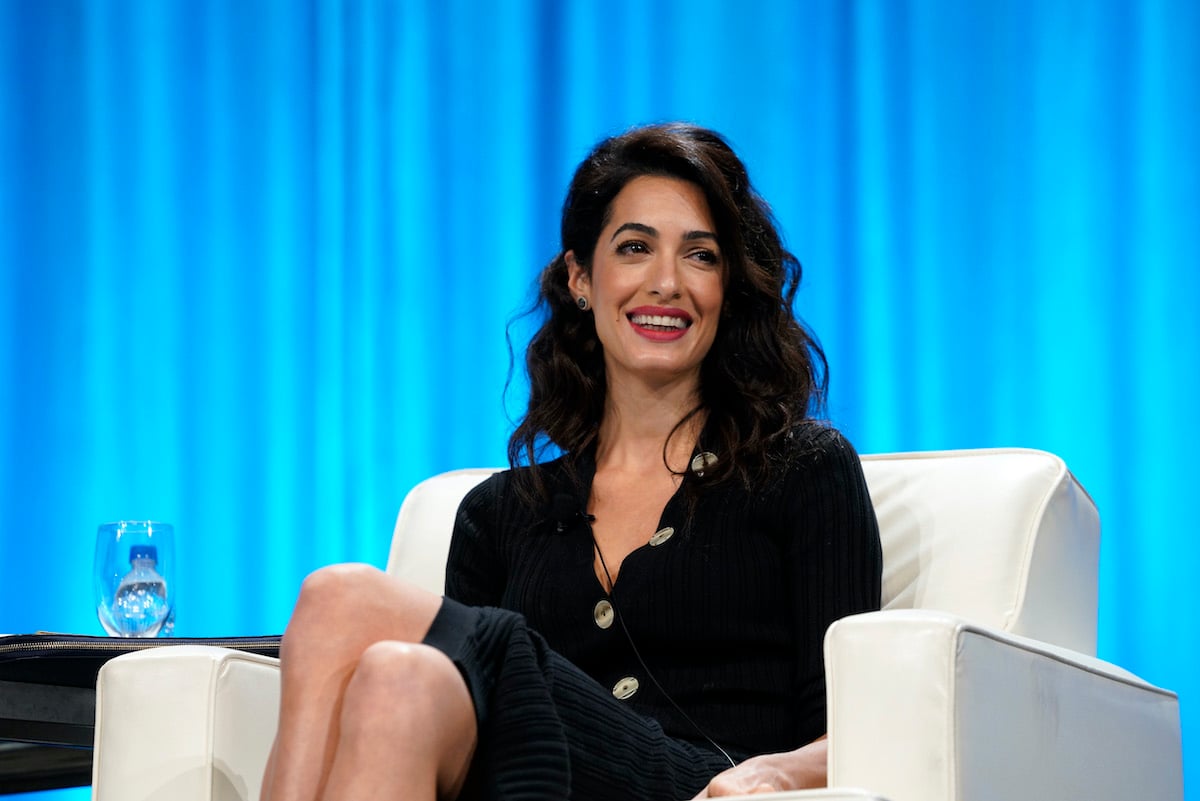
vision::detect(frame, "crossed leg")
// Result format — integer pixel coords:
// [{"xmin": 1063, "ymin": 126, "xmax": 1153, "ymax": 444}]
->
[{"xmin": 260, "ymin": 563, "xmax": 477, "ymax": 801}]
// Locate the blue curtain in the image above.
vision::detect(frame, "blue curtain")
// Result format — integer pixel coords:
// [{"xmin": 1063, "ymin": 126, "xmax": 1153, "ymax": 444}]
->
[{"xmin": 2, "ymin": 1, "xmax": 1197, "ymax": 798}]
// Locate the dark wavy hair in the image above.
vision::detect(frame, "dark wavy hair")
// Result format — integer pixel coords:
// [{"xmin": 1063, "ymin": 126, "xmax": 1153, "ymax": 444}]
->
[{"xmin": 508, "ymin": 122, "xmax": 827, "ymax": 494}]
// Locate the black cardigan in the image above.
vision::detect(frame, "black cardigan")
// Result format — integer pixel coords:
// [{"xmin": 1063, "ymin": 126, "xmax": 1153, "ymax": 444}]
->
[{"xmin": 445, "ymin": 425, "xmax": 882, "ymax": 757}]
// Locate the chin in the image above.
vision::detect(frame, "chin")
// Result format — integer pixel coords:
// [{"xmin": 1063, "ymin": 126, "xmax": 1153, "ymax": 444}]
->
[{"xmin": 630, "ymin": 362, "xmax": 703, "ymax": 385}]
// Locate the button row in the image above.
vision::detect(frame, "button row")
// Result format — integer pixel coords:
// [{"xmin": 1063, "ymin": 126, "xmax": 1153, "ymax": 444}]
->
[{"xmin": 593, "ymin": 517, "xmax": 683, "ymax": 702}]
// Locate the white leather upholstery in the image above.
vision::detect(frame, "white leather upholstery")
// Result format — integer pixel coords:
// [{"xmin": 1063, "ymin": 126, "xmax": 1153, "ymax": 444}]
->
[
  {"xmin": 93, "ymin": 646, "xmax": 280, "ymax": 801},
  {"xmin": 91, "ymin": 449, "xmax": 1182, "ymax": 801}
]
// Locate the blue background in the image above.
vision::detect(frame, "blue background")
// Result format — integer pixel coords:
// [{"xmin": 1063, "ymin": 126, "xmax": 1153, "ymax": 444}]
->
[{"xmin": 1, "ymin": 1, "xmax": 1196, "ymax": 798}]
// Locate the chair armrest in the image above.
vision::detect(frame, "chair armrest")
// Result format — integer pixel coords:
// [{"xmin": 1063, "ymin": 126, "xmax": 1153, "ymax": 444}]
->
[
  {"xmin": 823, "ymin": 609, "xmax": 1182, "ymax": 801},
  {"xmin": 93, "ymin": 645, "xmax": 280, "ymax": 801}
]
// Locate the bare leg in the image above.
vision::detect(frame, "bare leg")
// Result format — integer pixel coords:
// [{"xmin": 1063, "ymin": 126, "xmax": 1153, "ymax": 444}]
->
[
  {"xmin": 320, "ymin": 641, "xmax": 477, "ymax": 800},
  {"xmin": 260, "ymin": 563, "xmax": 457, "ymax": 801}
]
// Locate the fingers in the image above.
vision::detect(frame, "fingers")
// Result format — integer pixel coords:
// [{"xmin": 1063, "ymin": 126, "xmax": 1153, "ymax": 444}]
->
[
  {"xmin": 700, "ymin": 786, "xmax": 777, "ymax": 796},
  {"xmin": 699, "ymin": 771, "xmax": 780, "ymax": 796}
]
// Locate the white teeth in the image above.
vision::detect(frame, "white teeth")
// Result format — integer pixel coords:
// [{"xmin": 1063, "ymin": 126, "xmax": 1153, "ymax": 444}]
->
[{"xmin": 631, "ymin": 313, "xmax": 687, "ymax": 329}]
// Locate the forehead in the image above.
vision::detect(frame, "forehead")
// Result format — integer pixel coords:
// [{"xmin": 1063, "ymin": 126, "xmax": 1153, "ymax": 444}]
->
[{"xmin": 605, "ymin": 175, "xmax": 716, "ymax": 232}]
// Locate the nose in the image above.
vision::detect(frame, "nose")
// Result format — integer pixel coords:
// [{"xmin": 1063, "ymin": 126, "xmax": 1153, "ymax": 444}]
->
[{"xmin": 647, "ymin": 252, "xmax": 681, "ymax": 299}]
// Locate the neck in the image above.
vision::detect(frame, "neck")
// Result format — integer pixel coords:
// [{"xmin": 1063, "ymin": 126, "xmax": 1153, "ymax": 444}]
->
[{"xmin": 596, "ymin": 371, "xmax": 704, "ymax": 473}]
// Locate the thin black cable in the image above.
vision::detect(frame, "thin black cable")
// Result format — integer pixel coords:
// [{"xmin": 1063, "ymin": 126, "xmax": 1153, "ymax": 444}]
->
[{"xmin": 592, "ymin": 537, "xmax": 737, "ymax": 769}]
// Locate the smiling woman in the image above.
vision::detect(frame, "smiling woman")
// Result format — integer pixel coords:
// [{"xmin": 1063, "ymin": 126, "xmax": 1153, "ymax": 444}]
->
[
  {"xmin": 261, "ymin": 123, "xmax": 882, "ymax": 801},
  {"xmin": 514, "ymin": 124, "xmax": 831, "ymax": 492}
]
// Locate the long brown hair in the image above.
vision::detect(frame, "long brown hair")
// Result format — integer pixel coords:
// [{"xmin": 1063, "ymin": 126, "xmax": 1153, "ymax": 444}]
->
[{"xmin": 508, "ymin": 123, "xmax": 827, "ymax": 495}]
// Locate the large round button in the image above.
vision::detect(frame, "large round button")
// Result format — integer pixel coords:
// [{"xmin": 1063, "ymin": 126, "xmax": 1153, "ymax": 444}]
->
[
  {"xmin": 690, "ymin": 451, "xmax": 718, "ymax": 476},
  {"xmin": 612, "ymin": 676, "xmax": 640, "ymax": 700},
  {"xmin": 648, "ymin": 526, "xmax": 675, "ymax": 546},
  {"xmin": 593, "ymin": 599, "xmax": 614, "ymax": 629}
]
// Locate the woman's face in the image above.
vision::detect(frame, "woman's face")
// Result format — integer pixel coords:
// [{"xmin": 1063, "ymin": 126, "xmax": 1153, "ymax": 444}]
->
[{"xmin": 567, "ymin": 175, "xmax": 725, "ymax": 393}]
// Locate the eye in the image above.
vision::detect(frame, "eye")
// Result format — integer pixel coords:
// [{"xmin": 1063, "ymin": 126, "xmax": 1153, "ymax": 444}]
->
[
  {"xmin": 689, "ymin": 248, "xmax": 721, "ymax": 267},
  {"xmin": 615, "ymin": 239, "xmax": 650, "ymax": 255}
]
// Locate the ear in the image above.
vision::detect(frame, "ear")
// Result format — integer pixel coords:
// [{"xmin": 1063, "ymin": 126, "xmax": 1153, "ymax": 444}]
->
[{"xmin": 566, "ymin": 250, "xmax": 590, "ymax": 298}]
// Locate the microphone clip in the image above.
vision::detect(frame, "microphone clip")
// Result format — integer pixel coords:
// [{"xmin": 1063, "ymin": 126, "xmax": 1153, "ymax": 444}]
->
[{"xmin": 553, "ymin": 493, "xmax": 596, "ymax": 533}]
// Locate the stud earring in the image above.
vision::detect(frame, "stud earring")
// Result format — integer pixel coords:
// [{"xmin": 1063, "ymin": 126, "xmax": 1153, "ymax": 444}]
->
[{"xmin": 576, "ymin": 296, "xmax": 589, "ymax": 311}]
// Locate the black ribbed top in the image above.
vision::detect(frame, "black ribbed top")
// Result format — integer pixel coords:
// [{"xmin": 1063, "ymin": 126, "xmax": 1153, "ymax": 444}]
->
[{"xmin": 445, "ymin": 425, "xmax": 882, "ymax": 758}]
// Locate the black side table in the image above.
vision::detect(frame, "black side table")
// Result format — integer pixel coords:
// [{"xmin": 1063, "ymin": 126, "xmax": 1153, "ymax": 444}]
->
[
  {"xmin": 0, "ymin": 634, "xmax": 280, "ymax": 794},
  {"xmin": 0, "ymin": 677, "xmax": 94, "ymax": 793}
]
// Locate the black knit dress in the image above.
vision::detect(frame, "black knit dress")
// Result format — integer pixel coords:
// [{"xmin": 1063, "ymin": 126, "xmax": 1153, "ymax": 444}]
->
[{"xmin": 422, "ymin": 425, "xmax": 882, "ymax": 800}]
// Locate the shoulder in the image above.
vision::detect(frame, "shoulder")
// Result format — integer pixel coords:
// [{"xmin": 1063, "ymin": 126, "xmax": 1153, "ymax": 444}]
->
[
  {"xmin": 456, "ymin": 454, "xmax": 574, "ymax": 528},
  {"xmin": 774, "ymin": 422, "xmax": 865, "ymax": 474},
  {"xmin": 759, "ymin": 425, "xmax": 880, "ymax": 566},
  {"xmin": 458, "ymin": 467, "xmax": 507, "ymax": 507},
  {"xmin": 755, "ymin": 423, "xmax": 875, "ymax": 517}
]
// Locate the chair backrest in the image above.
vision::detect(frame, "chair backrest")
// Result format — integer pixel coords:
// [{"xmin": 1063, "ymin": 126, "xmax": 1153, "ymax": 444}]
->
[
  {"xmin": 387, "ymin": 448, "xmax": 1100, "ymax": 655},
  {"xmin": 860, "ymin": 448, "xmax": 1098, "ymax": 654},
  {"xmin": 387, "ymin": 468, "xmax": 497, "ymax": 594}
]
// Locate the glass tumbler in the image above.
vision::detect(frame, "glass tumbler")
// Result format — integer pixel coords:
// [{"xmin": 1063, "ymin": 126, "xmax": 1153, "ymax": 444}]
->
[{"xmin": 93, "ymin": 520, "xmax": 176, "ymax": 637}]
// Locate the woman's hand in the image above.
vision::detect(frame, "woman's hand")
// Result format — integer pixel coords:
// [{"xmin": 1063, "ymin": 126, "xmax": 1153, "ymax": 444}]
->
[{"xmin": 691, "ymin": 737, "xmax": 827, "ymax": 798}]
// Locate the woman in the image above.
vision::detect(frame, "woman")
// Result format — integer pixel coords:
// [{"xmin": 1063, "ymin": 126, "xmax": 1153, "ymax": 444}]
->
[{"xmin": 261, "ymin": 123, "xmax": 882, "ymax": 801}]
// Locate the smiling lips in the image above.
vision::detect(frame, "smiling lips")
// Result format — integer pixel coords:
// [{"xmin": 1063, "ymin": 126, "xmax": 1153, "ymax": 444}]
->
[{"xmin": 628, "ymin": 306, "xmax": 693, "ymax": 341}]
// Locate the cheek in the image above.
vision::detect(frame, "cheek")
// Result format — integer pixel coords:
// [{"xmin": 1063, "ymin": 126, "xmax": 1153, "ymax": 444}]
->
[
  {"xmin": 701, "ymin": 280, "xmax": 725, "ymax": 315},
  {"xmin": 593, "ymin": 309, "xmax": 623, "ymax": 343}
]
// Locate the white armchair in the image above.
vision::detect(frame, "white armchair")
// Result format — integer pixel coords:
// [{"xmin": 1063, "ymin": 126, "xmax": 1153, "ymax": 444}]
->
[{"xmin": 91, "ymin": 449, "xmax": 1184, "ymax": 801}]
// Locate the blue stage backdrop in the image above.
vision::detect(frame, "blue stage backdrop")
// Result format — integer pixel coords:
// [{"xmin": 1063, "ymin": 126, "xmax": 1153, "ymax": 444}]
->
[{"xmin": 1, "ymin": 1, "xmax": 1196, "ymax": 798}]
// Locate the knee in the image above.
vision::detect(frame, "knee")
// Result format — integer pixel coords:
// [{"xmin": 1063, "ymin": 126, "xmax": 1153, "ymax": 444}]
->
[
  {"xmin": 340, "ymin": 642, "xmax": 474, "ymax": 742},
  {"xmin": 348, "ymin": 641, "xmax": 463, "ymax": 705},
  {"xmin": 282, "ymin": 563, "xmax": 388, "ymax": 650},
  {"xmin": 299, "ymin": 562, "xmax": 385, "ymax": 603}
]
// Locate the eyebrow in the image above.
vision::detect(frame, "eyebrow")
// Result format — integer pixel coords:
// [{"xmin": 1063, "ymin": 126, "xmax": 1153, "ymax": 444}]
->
[{"xmin": 610, "ymin": 222, "xmax": 719, "ymax": 243}]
